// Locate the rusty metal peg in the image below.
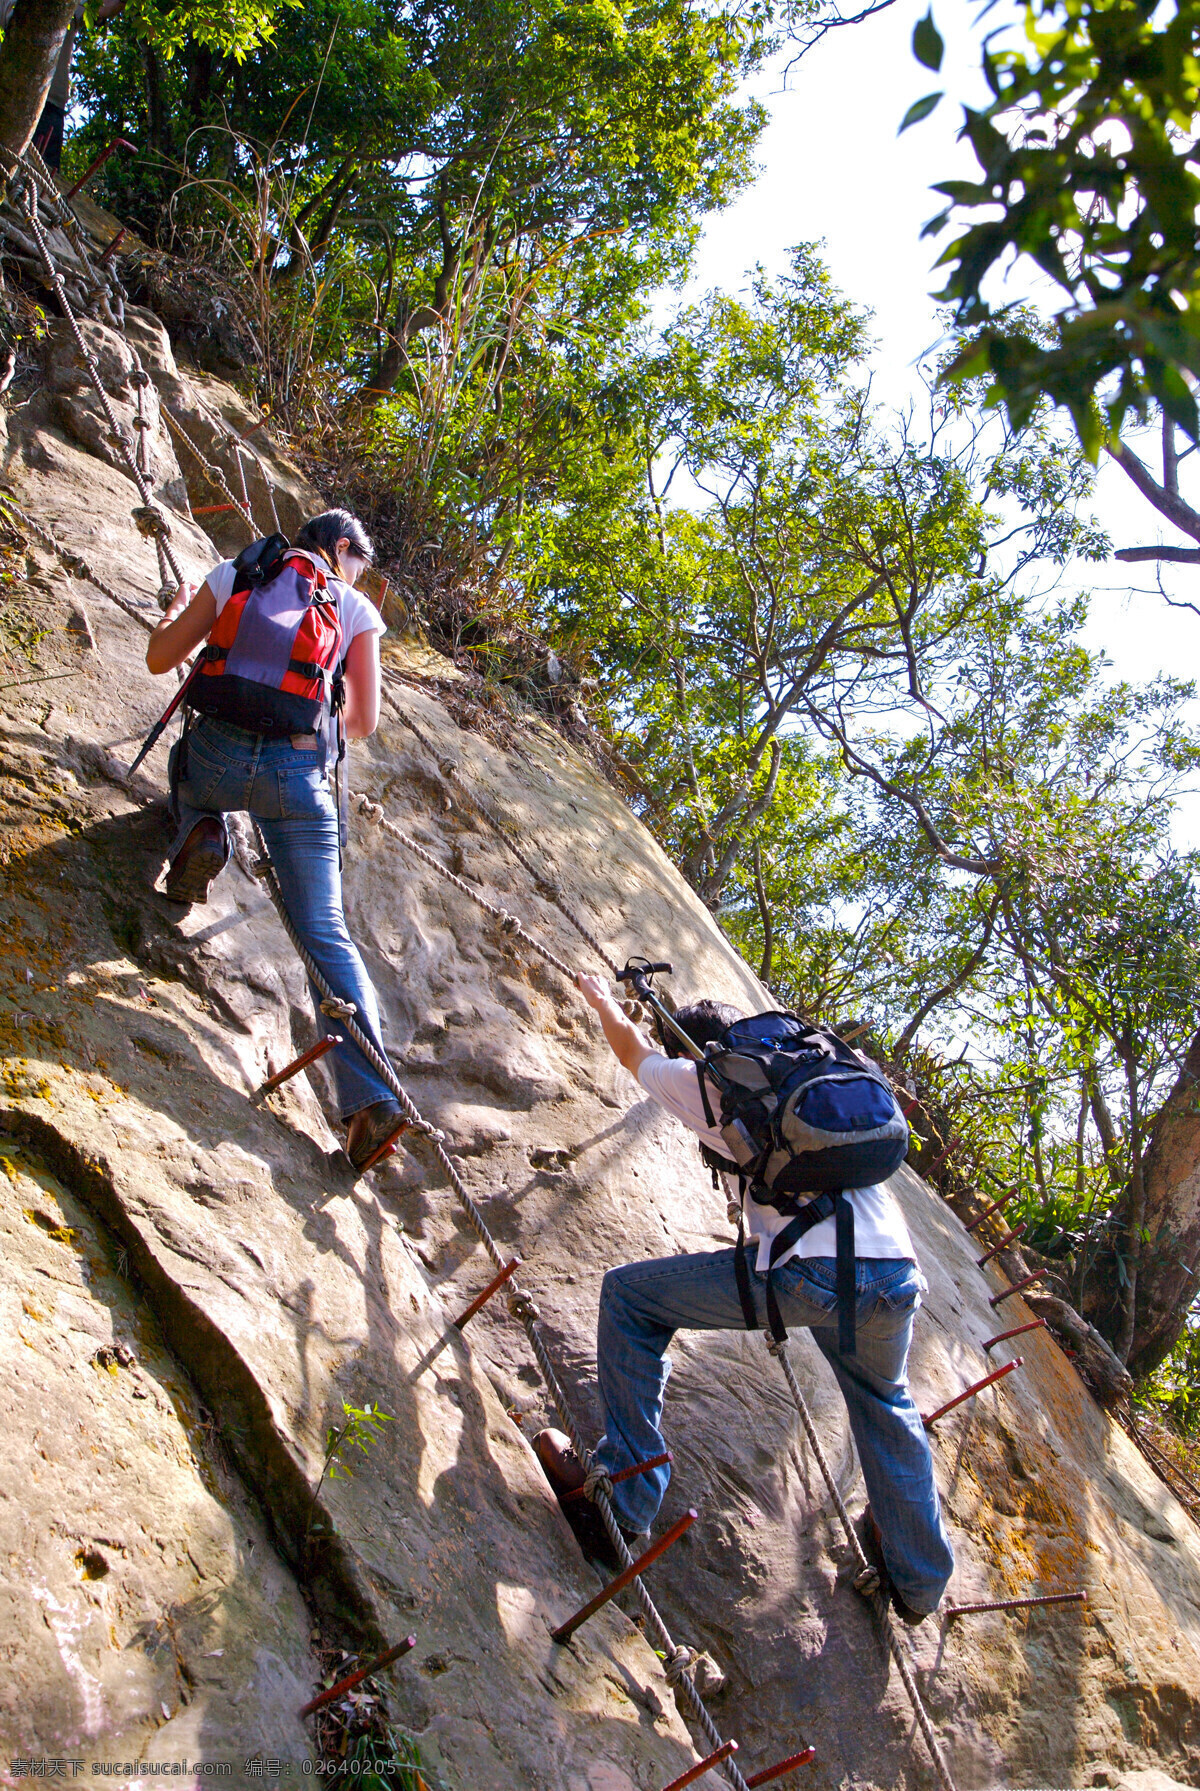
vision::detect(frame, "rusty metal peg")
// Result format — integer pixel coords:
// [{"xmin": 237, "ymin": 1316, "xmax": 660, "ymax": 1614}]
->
[
  {"xmin": 452, "ymin": 1257, "xmax": 522, "ymax": 1330},
  {"xmin": 561, "ymin": 1449, "xmax": 673, "ymax": 1503},
  {"xmin": 983, "ymin": 1318, "xmax": 1046, "ymax": 1351},
  {"xmin": 253, "ymin": 1035, "xmax": 339, "ymax": 1103},
  {"xmin": 63, "ymin": 136, "xmax": 137, "ymax": 201},
  {"xmin": 923, "ymin": 1358, "xmax": 1023, "ymax": 1428},
  {"xmin": 989, "ymin": 1270, "xmax": 1045, "ymax": 1309},
  {"xmin": 976, "ymin": 1222, "xmax": 1027, "ymax": 1268},
  {"xmin": 660, "ymin": 1741, "xmax": 737, "ymax": 1790},
  {"xmin": 928, "ymin": 1134, "xmax": 962, "ymax": 1173},
  {"xmin": 745, "ymin": 1748, "xmax": 818, "ymax": 1785},
  {"xmin": 945, "ymin": 1591, "xmax": 1086, "ymax": 1623},
  {"xmin": 298, "ymin": 1633, "xmax": 416, "ymax": 1717},
  {"xmin": 358, "ymin": 1120, "xmax": 412, "ymax": 1174},
  {"xmin": 97, "ymin": 227, "xmax": 128, "ymax": 264},
  {"xmin": 964, "ymin": 1187, "xmax": 1019, "ymax": 1233},
  {"xmin": 551, "ymin": 1509, "xmax": 697, "ymax": 1644}
]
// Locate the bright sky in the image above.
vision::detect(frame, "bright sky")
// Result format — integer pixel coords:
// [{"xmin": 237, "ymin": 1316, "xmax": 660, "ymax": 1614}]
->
[{"xmin": 687, "ymin": 0, "xmax": 1200, "ymax": 839}]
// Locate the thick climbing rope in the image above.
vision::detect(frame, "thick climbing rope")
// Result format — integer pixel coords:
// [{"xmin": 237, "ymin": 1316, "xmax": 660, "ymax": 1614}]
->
[
  {"xmin": 158, "ymin": 406, "xmax": 257, "ymax": 536},
  {"xmin": 247, "ymin": 817, "xmax": 752, "ymax": 1791},
  {"xmin": 1, "ymin": 142, "xmax": 123, "ymax": 330},
  {"xmin": 766, "ymin": 1338, "xmax": 957, "ymax": 1791},
  {"xmin": 356, "ymin": 778, "xmax": 959, "ymax": 1791},
  {"xmin": 386, "ymin": 696, "xmax": 622, "ymax": 976},
  {"xmin": 1, "ymin": 495, "xmax": 156, "ymax": 634},
  {"xmin": 354, "ymin": 794, "xmax": 578, "ymax": 982},
  {"xmin": 13, "ymin": 170, "xmax": 183, "ymax": 601}
]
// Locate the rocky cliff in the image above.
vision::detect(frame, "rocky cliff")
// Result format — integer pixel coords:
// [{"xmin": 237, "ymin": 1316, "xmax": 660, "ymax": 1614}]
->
[{"xmin": 1, "ymin": 290, "xmax": 1199, "ymax": 1791}]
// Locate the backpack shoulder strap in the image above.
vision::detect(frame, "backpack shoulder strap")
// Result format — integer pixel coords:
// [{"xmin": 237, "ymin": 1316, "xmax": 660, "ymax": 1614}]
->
[{"xmin": 696, "ymin": 1057, "xmax": 719, "ymax": 1129}]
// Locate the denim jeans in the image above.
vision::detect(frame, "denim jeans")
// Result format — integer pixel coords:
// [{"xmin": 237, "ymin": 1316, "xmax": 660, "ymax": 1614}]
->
[
  {"xmin": 168, "ymin": 716, "xmax": 394, "ymax": 1119},
  {"xmin": 594, "ymin": 1250, "xmax": 955, "ymax": 1614}
]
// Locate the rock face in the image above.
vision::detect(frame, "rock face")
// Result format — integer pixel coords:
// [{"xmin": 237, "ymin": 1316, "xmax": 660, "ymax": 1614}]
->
[{"xmin": 1, "ymin": 301, "xmax": 1200, "ymax": 1791}]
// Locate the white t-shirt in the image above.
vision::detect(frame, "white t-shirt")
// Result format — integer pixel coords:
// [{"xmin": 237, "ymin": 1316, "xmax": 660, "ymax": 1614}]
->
[
  {"xmin": 636, "ymin": 1053, "xmax": 916, "ymax": 1273},
  {"xmin": 206, "ymin": 555, "xmax": 386, "ymax": 645}
]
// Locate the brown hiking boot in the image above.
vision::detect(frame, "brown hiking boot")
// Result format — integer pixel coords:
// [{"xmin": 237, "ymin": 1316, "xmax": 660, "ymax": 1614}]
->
[
  {"xmin": 163, "ymin": 817, "xmax": 228, "ymax": 905},
  {"xmin": 345, "ymin": 1099, "xmax": 406, "ymax": 1171},
  {"xmin": 533, "ymin": 1429, "xmax": 643, "ymax": 1572},
  {"xmin": 857, "ymin": 1507, "xmax": 935, "ymax": 1626}
]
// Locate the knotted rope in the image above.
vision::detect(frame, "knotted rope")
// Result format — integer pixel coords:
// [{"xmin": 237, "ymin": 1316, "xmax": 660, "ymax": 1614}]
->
[
  {"xmin": 385, "ymin": 698, "xmax": 622, "ymax": 976},
  {"xmin": 765, "ymin": 1337, "xmax": 956, "ymax": 1791},
  {"xmin": 159, "ymin": 406, "xmax": 257, "ymax": 536},
  {"xmin": 0, "ymin": 496, "xmax": 156, "ymax": 634},
  {"xmin": 15, "ymin": 178, "xmax": 185, "ymax": 594},
  {"xmin": 353, "ymin": 794, "xmax": 579, "ymax": 984}
]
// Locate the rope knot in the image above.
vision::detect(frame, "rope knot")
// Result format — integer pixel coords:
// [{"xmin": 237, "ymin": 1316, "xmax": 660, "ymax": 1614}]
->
[
  {"xmin": 127, "ymin": 369, "xmax": 152, "ymax": 389},
  {"xmin": 853, "ymin": 1564, "xmax": 882, "ymax": 1596},
  {"xmin": 355, "ymin": 794, "xmax": 383, "ymax": 822},
  {"xmin": 581, "ymin": 1455, "xmax": 614, "ymax": 1503},
  {"xmin": 439, "ymin": 760, "xmax": 458, "ymax": 782},
  {"xmin": 414, "ymin": 1120, "xmax": 446, "ymax": 1143},
  {"xmin": 319, "ymin": 996, "xmax": 357, "ymax": 1020},
  {"xmin": 663, "ymin": 1647, "xmax": 697, "ymax": 1687},
  {"xmin": 766, "ymin": 1335, "xmax": 787, "ymax": 1358},
  {"xmin": 506, "ymin": 1288, "xmax": 540, "ymax": 1324},
  {"xmin": 132, "ymin": 504, "xmax": 171, "ymax": 542},
  {"xmin": 157, "ymin": 586, "xmax": 176, "ymax": 612},
  {"xmin": 497, "ymin": 911, "xmax": 522, "ymax": 936}
]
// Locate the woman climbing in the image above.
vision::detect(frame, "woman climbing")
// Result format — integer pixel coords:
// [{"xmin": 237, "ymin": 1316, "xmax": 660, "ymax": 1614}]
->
[{"xmin": 144, "ymin": 507, "xmax": 404, "ymax": 1171}]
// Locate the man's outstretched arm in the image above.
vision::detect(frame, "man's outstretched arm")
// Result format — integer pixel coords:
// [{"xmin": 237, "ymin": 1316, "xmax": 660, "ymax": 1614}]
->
[{"xmin": 577, "ymin": 972, "xmax": 656, "ymax": 1076}]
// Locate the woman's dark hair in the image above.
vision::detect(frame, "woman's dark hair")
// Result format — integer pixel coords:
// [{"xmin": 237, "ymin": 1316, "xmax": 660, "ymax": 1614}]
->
[
  {"xmin": 662, "ymin": 998, "xmax": 744, "ymax": 1057},
  {"xmin": 294, "ymin": 508, "xmax": 374, "ymax": 570}
]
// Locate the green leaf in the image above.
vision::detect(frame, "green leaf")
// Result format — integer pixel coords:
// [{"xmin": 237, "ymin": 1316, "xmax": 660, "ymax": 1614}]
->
[
  {"xmin": 900, "ymin": 91, "xmax": 944, "ymax": 133},
  {"xmin": 913, "ymin": 10, "xmax": 944, "ymax": 72}
]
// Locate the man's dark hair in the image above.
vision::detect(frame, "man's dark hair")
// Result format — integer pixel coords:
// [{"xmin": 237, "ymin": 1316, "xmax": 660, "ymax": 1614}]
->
[
  {"xmin": 662, "ymin": 999, "xmax": 744, "ymax": 1057},
  {"xmin": 294, "ymin": 508, "xmax": 374, "ymax": 568}
]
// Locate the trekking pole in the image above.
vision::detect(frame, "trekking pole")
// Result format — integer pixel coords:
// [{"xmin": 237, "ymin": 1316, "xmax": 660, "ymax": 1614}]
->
[
  {"xmin": 614, "ymin": 959, "xmax": 707, "ymax": 1061},
  {"xmin": 127, "ymin": 659, "xmax": 202, "ymax": 779}
]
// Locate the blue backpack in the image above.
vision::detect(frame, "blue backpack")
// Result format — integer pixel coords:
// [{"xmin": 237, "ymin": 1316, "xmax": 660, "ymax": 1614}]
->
[{"xmin": 695, "ymin": 1013, "xmax": 909, "ymax": 1354}]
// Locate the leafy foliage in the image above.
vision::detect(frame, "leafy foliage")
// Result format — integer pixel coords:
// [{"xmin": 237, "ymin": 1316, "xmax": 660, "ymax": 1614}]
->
[
  {"xmin": 304, "ymin": 1400, "xmax": 394, "ymax": 1548},
  {"xmin": 916, "ymin": 0, "xmax": 1200, "ymax": 455}
]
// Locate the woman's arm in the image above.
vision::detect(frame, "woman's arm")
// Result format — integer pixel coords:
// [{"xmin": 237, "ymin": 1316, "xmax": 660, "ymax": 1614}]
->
[
  {"xmin": 576, "ymin": 972, "xmax": 656, "ymax": 1075},
  {"xmin": 146, "ymin": 581, "xmax": 217, "ymax": 675},
  {"xmin": 341, "ymin": 629, "xmax": 381, "ymax": 738}
]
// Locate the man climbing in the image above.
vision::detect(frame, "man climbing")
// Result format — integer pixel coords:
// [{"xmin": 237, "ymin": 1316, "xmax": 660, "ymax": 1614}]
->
[{"xmin": 533, "ymin": 972, "xmax": 955, "ymax": 1625}]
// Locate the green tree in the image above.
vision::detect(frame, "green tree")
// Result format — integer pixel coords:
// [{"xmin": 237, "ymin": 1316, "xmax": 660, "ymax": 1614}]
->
[
  {"xmin": 0, "ymin": 0, "xmax": 286, "ymax": 161},
  {"xmin": 901, "ymin": 0, "xmax": 1200, "ymax": 455}
]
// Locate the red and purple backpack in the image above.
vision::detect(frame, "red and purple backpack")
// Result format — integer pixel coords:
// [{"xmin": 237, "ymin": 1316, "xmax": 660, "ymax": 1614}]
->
[{"xmin": 187, "ymin": 533, "xmax": 345, "ymax": 736}]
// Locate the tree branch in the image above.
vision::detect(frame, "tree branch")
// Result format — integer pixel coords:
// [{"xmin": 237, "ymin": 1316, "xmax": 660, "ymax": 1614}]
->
[
  {"xmin": 805, "ymin": 701, "xmax": 1002, "ymax": 876},
  {"xmin": 1106, "ymin": 439, "xmax": 1200, "ymax": 545},
  {"xmin": 1112, "ymin": 545, "xmax": 1200, "ymax": 563},
  {"xmin": 893, "ymin": 892, "xmax": 1002, "ymax": 1059}
]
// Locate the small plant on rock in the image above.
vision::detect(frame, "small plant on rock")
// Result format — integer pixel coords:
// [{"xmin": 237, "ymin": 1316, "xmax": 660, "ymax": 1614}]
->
[{"xmin": 304, "ymin": 1400, "xmax": 394, "ymax": 1549}]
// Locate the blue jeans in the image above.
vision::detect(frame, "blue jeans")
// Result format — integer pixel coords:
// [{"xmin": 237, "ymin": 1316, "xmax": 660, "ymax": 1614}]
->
[
  {"xmin": 594, "ymin": 1251, "xmax": 955, "ymax": 1615},
  {"xmin": 168, "ymin": 716, "xmax": 394, "ymax": 1119}
]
